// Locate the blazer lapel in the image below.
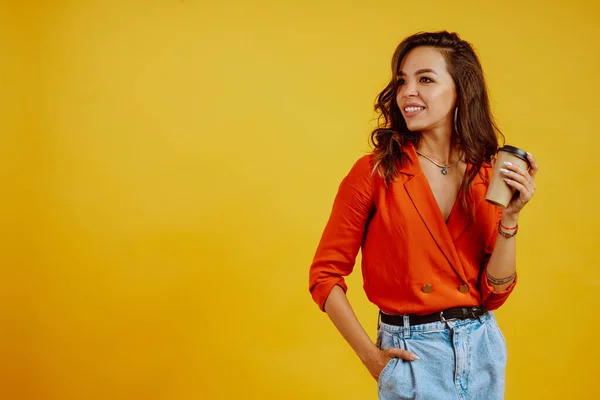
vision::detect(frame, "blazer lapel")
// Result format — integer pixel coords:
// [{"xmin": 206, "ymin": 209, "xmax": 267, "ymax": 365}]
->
[
  {"xmin": 447, "ymin": 168, "xmax": 489, "ymax": 242},
  {"xmin": 401, "ymin": 144, "xmax": 467, "ymax": 282},
  {"xmin": 404, "ymin": 174, "xmax": 467, "ymax": 281}
]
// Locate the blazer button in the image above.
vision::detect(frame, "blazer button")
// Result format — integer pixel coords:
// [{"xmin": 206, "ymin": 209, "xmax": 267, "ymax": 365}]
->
[
  {"xmin": 422, "ymin": 284, "xmax": 433, "ymax": 293},
  {"xmin": 458, "ymin": 284, "xmax": 469, "ymax": 293}
]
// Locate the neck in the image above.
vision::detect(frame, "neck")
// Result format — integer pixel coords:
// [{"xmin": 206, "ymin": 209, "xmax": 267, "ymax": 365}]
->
[{"xmin": 417, "ymin": 128, "xmax": 459, "ymax": 164}]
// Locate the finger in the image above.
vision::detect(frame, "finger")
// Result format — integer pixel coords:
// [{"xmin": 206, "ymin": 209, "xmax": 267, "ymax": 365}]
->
[
  {"xmin": 500, "ymin": 166, "xmax": 531, "ymax": 187},
  {"xmin": 502, "ymin": 161, "xmax": 532, "ymax": 180},
  {"xmin": 503, "ymin": 167, "xmax": 536, "ymax": 193},
  {"xmin": 527, "ymin": 152, "xmax": 539, "ymax": 178},
  {"xmin": 504, "ymin": 178, "xmax": 533, "ymax": 199},
  {"xmin": 385, "ymin": 348, "xmax": 420, "ymax": 361}
]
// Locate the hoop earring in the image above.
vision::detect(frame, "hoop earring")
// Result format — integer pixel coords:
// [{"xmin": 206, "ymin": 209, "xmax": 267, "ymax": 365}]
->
[{"xmin": 454, "ymin": 106, "xmax": 459, "ymax": 135}]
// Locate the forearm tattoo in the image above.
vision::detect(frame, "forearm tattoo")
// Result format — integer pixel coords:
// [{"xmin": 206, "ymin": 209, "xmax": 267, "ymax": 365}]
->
[{"xmin": 486, "ymin": 270, "xmax": 516, "ymax": 285}]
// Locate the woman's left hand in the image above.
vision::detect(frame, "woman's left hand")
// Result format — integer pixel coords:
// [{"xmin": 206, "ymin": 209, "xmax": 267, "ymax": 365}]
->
[{"xmin": 497, "ymin": 152, "xmax": 539, "ymax": 218}]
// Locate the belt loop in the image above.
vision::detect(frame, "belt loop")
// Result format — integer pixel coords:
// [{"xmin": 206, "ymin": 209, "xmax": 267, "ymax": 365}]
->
[
  {"xmin": 402, "ymin": 315, "xmax": 410, "ymax": 338},
  {"xmin": 477, "ymin": 307, "xmax": 485, "ymax": 323},
  {"xmin": 439, "ymin": 311, "xmax": 447, "ymax": 324}
]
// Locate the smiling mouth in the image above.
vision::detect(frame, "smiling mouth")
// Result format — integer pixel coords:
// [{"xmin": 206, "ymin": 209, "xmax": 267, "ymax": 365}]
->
[{"xmin": 404, "ymin": 106, "xmax": 425, "ymax": 113}]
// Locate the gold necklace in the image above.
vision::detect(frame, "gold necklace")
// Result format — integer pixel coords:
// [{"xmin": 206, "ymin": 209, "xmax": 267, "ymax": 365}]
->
[{"xmin": 415, "ymin": 150, "xmax": 461, "ymax": 175}]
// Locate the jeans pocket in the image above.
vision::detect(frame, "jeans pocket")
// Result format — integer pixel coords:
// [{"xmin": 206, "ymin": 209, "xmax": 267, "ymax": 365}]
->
[
  {"xmin": 376, "ymin": 329, "xmax": 383, "ymax": 349},
  {"xmin": 489, "ymin": 316, "xmax": 507, "ymax": 347},
  {"xmin": 487, "ymin": 316, "xmax": 508, "ymax": 366},
  {"xmin": 496, "ymin": 323, "xmax": 507, "ymax": 347},
  {"xmin": 376, "ymin": 329, "xmax": 400, "ymax": 389},
  {"xmin": 377, "ymin": 357, "xmax": 398, "ymax": 387}
]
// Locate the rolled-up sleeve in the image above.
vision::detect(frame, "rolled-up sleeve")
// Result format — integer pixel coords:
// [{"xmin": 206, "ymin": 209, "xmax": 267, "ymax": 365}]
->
[
  {"xmin": 479, "ymin": 208, "xmax": 518, "ymax": 310},
  {"xmin": 309, "ymin": 155, "xmax": 375, "ymax": 311}
]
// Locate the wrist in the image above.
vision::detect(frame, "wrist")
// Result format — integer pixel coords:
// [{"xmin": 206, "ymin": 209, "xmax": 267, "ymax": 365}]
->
[
  {"xmin": 501, "ymin": 212, "xmax": 519, "ymax": 227},
  {"xmin": 359, "ymin": 344, "xmax": 381, "ymax": 364}
]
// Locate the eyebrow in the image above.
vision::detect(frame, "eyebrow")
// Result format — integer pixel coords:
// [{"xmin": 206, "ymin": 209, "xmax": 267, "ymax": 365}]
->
[{"xmin": 397, "ymin": 68, "xmax": 438, "ymax": 76}]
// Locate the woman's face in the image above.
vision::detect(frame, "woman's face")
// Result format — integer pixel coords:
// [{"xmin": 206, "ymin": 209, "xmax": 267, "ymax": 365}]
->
[{"xmin": 396, "ymin": 46, "xmax": 457, "ymax": 134}]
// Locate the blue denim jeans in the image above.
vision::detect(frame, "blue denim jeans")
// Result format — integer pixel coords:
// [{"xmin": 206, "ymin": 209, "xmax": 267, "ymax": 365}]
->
[{"xmin": 376, "ymin": 311, "xmax": 507, "ymax": 400}]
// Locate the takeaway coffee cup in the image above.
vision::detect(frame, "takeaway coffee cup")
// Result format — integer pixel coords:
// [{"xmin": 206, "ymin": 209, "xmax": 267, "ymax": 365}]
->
[{"xmin": 485, "ymin": 145, "xmax": 531, "ymax": 208}]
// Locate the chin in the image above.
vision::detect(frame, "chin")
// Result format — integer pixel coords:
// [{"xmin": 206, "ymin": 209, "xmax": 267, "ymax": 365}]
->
[{"xmin": 405, "ymin": 121, "xmax": 427, "ymax": 132}]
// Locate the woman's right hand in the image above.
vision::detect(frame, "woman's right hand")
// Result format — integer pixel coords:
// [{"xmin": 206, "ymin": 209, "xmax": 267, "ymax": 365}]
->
[
  {"xmin": 364, "ymin": 347, "xmax": 420, "ymax": 381},
  {"xmin": 322, "ymin": 287, "xmax": 421, "ymax": 382}
]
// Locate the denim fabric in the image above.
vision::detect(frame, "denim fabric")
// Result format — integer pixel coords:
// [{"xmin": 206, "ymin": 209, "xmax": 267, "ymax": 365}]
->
[{"xmin": 376, "ymin": 311, "xmax": 507, "ymax": 400}]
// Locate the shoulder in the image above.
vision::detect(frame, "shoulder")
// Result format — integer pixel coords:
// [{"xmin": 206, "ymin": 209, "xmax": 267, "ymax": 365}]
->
[
  {"xmin": 339, "ymin": 153, "xmax": 379, "ymax": 192},
  {"xmin": 343, "ymin": 153, "xmax": 376, "ymax": 179},
  {"xmin": 349, "ymin": 153, "xmax": 375, "ymax": 174}
]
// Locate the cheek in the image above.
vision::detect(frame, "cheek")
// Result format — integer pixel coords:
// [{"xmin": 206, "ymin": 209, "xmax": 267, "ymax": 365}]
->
[
  {"xmin": 395, "ymin": 93, "xmax": 405, "ymax": 113},
  {"xmin": 441, "ymin": 85, "xmax": 458, "ymax": 107},
  {"xmin": 444, "ymin": 90, "xmax": 457, "ymax": 108},
  {"xmin": 395, "ymin": 89, "xmax": 403, "ymax": 104},
  {"xmin": 430, "ymin": 89, "xmax": 456, "ymax": 114}
]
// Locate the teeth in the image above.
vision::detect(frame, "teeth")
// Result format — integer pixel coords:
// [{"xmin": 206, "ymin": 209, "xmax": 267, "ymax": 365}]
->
[{"xmin": 405, "ymin": 106, "xmax": 425, "ymax": 112}]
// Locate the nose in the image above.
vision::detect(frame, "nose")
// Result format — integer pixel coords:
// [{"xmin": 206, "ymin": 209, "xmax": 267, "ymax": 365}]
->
[{"xmin": 400, "ymin": 81, "xmax": 418, "ymax": 98}]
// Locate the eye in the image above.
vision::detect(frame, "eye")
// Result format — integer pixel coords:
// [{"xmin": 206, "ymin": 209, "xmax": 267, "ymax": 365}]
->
[
  {"xmin": 397, "ymin": 78, "xmax": 406, "ymax": 85},
  {"xmin": 420, "ymin": 76, "xmax": 434, "ymax": 83}
]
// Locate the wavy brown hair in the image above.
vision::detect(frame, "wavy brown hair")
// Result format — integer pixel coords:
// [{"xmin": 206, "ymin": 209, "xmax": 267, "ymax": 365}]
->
[{"xmin": 370, "ymin": 31, "xmax": 504, "ymax": 212}]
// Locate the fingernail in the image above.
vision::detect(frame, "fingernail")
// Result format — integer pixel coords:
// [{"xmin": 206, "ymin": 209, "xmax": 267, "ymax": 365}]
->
[
  {"xmin": 412, "ymin": 354, "xmax": 420, "ymax": 360},
  {"xmin": 503, "ymin": 162, "xmax": 513, "ymax": 167},
  {"xmin": 500, "ymin": 168, "xmax": 509, "ymax": 174},
  {"xmin": 527, "ymin": 152, "xmax": 532, "ymax": 157}
]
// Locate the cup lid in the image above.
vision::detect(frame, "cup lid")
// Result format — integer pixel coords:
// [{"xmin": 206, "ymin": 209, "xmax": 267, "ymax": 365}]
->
[{"xmin": 498, "ymin": 145, "xmax": 530, "ymax": 166}]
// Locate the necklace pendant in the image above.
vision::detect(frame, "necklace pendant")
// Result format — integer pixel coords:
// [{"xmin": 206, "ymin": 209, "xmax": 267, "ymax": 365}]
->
[{"xmin": 441, "ymin": 168, "xmax": 448, "ymax": 175}]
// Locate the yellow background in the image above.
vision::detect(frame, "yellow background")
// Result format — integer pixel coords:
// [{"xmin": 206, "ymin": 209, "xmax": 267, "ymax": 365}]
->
[{"xmin": 1, "ymin": 0, "xmax": 599, "ymax": 399}]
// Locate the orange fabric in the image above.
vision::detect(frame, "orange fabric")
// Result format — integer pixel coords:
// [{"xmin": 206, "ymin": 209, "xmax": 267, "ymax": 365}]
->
[{"xmin": 309, "ymin": 143, "xmax": 516, "ymax": 315}]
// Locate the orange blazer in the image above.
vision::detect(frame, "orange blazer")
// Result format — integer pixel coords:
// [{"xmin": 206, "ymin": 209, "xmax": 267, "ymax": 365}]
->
[{"xmin": 309, "ymin": 143, "xmax": 516, "ymax": 315}]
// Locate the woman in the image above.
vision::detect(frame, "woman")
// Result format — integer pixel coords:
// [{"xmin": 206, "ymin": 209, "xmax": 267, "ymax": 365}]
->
[{"xmin": 308, "ymin": 31, "xmax": 538, "ymax": 399}]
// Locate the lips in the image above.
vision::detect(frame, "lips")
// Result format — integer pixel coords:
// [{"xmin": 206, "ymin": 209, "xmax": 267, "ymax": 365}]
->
[{"xmin": 403, "ymin": 103, "xmax": 426, "ymax": 117}]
